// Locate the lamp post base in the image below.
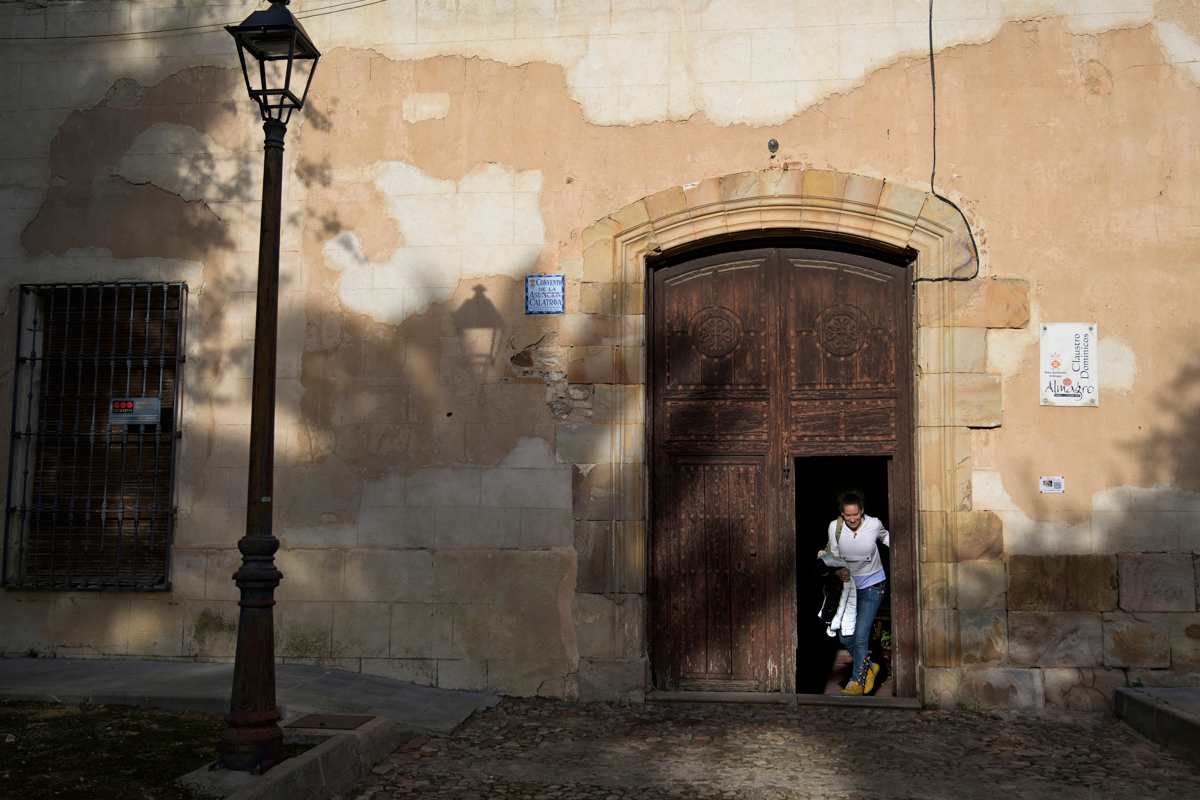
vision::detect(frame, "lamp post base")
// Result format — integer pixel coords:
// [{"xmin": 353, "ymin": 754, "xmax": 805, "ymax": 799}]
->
[
  {"xmin": 216, "ymin": 561, "xmax": 284, "ymax": 772},
  {"xmin": 217, "ymin": 708, "xmax": 283, "ymax": 772}
]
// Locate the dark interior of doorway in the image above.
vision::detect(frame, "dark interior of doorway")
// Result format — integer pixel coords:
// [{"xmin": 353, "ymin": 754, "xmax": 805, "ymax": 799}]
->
[{"xmin": 794, "ymin": 456, "xmax": 892, "ymax": 695}]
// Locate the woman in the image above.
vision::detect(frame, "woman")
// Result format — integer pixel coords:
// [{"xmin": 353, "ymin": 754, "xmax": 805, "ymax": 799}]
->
[{"xmin": 824, "ymin": 489, "xmax": 889, "ymax": 696}]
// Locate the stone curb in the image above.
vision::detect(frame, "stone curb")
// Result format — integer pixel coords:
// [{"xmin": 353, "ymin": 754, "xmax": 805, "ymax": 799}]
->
[
  {"xmin": 1115, "ymin": 688, "xmax": 1200, "ymax": 764},
  {"xmin": 181, "ymin": 717, "xmax": 412, "ymax": 800}
]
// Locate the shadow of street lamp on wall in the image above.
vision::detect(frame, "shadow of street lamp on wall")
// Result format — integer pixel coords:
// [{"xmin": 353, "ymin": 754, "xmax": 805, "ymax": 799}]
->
[
  {"xmin": 453, "ymin": 284, "xmax": 505, "ymax": 371},
  {"xmin": 219, "ymin": 0, "xmax": 319, "ymax": 773}
]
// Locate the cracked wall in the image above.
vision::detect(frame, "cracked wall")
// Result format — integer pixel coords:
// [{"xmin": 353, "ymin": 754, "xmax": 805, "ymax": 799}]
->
[{"xmin": 0, "ymin": 1, "xmax": 1198, "ymax": 706}]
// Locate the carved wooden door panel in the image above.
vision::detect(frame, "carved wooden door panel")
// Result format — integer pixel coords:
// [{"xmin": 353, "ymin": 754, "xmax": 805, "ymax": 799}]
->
[
  {"xmin": 778, "ymin": 247, "xmax": 915, "ymax": 697},
  {"xmin": 781, "ymin": 251, "xmax": 905, "ymax": 444},
  {"xmin": 668, "ymin": 458, "xmax": 768, "ymax": 688},
  {"xmin": 650, "ymin": 244, "xmax": 915, "ymax": 696},
  {"xmin": 651, "ymin": 250, "xmax": 780, "ymax": 691}
]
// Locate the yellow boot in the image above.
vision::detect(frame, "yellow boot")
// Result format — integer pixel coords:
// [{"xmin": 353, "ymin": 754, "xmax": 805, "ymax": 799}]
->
[
  {"xmin": 840, "ymin": 680, "xmax": 864, "ymax": 696},
  {"xmin": 862, "ymin": 662, "xmax": 881, "ymax": 695}
]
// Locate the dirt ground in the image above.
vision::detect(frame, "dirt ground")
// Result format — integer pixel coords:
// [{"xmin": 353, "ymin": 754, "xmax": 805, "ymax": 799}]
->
[
  {"xmin": 0, "ymin": 700, "xmax": 224, "ymax": 799},
  {"xmin": 352, "ymin": 698, "xmax": 1200, "ymax": 800},
  {"xmin": 0, "ymin": 701, "xmax": 312, "ymax": 799}
]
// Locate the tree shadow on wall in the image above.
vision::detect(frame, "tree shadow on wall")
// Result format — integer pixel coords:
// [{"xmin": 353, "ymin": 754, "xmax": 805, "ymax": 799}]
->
[
  {"xmin": 1123, "ymin": 357, "xmax": 1200, "ymax": 494},
  {"xmin": 0, "ymin": 62, "xmax": 538, "ymax": 611}
]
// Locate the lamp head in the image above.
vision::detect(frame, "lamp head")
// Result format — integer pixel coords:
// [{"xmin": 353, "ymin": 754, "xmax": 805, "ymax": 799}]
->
[{"xmin": 227, "ymin": 0, "xmax": 320, "ymax": 124}]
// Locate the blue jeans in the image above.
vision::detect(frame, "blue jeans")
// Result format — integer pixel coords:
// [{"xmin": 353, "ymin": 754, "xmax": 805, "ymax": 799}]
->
[{"xmin": 838, "ymin": 580, "xmax": 887, "ymax": 684}]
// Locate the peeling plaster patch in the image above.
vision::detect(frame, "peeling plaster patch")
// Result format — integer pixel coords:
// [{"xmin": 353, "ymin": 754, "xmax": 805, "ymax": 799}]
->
[
  {"xmin": 986, "ymin": 297, "xmax": 1041, "ymax": 377},
  {"xmin": 973, "ymin": 469, "xmax": 1200, "ymax": 555},
  {"xmin": 3, "ymin": 2, "xmax": 1192, "ymax": 130},
  {"xmin": 1093, "ymin": 484, "xmax": 1200, "ymax": 512},
  {"xmin": 930, "ymin": 3, "xmax": 1155, "ymax": 44},
  {"xmin": 973, "ymin": 469, "xmax": 1093, "ymax": 554},
  {"xmin": 508, "ymin": 333, "xmax": 573, "ymax": 419},
  {"xmin": 114, "ymin": 123, "xmax": 257, "ymax": 203},
  {"xmin": 500, "ymin": 437, "xmax": 558, "ymax": 469},
  {"xmin": 99, "ymin": 77, "xmax": 146, "ymax": 109},
  {"xmin": 1063, "ymin": 12, "xmax": 1154, "ymax": 34},
  {"xmin": 971, "ymin": 469, "xmax": 1020, "ymax": 513},
  {"xmin": 355, "ymin": 439, "xmax": 571, "ymax": 545},
  {"xmin": 986, "ymin": 328, "xmax": 1035, "ymax": 378},
  {"xmin": 0, "ymin": 254, "xmax": 203, "ymax": 294},
  {"xmin": 989, "ymin": 311, "xmax": 1137, "ymax": 395},
  {"xmin": 328, "ymin": 0, "xmax": 1175, "ymax": 125},
  {"xmin": 1099, "ymin": 336, "xmax": 1136, "ymax": 394},
  {"xmin": 324, "ymin": 162, "xmax": 544, "ymax": 324},
  {"xmin": 1154, "ymin": 21, "xmax": 1200, "ymax": 82},
  {"xmin": 402, "ymin": 92, "xmax": 452, "ymax": 122}
]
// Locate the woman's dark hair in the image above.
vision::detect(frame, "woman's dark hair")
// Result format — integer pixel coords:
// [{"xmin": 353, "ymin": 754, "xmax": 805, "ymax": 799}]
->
[{"xmin": 837, "ymin": 489, "xmax": 865, "ymax": 512}]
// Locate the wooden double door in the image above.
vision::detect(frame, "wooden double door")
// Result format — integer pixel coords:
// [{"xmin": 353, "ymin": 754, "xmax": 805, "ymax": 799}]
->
[{"xmin": 649, "ymin": 245, "xmax": 915, "ymax": 694}]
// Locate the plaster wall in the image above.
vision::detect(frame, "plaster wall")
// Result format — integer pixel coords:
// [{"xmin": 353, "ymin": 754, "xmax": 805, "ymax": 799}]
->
[{"xmin": 0, "ymin": 0, "xmax": 1198, "ymax": 709}]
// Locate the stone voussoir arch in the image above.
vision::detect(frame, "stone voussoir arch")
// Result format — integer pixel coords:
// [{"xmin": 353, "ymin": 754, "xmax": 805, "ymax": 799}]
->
[{"xmin": 581, "ymin": 167, "xmax": 977, "ymax": 290}]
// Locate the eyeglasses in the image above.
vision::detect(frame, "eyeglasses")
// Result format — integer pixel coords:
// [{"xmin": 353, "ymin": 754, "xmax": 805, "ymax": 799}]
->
[{"xmin": 841, "ymin": 511, "xmax": 863, "ymax": 521}]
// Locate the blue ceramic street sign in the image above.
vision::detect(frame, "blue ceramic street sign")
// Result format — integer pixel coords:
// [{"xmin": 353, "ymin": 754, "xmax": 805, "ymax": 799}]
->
[{"xmin": 525, "ymin": 274, "xmax": 566, "ymax": 315}]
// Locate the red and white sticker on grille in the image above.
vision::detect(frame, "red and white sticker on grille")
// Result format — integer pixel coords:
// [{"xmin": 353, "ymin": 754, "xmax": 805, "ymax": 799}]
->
[{"xmin": 110, "ymin": 397, "xmax": 161, "ymax": 425}]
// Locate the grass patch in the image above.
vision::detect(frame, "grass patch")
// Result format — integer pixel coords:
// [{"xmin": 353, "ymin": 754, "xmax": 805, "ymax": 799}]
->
[{"xmin": 0, "ymin": 700, "xmax": 311, "ymax": 799}]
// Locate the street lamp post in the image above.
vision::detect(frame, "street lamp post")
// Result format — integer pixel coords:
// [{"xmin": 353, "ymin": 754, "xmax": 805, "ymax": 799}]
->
[{"xmin": 219, "ymin": 0, "xmax": 319, "ymax": 773}]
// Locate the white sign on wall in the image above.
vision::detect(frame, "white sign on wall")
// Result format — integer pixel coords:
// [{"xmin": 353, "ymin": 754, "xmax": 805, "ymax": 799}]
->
[
  {"xmin": 1040, "ymin": 323, "xmax": 1098, "ymax": 406},
  {"xmin": 1039, "ymin": 476, "xmax": 1065, "ymax": 494}
]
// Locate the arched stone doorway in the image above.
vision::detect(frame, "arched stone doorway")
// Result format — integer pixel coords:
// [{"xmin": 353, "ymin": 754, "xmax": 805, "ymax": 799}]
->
[{"xmin": 570, "ymin": 168, "xmax": 994, "ymax": 703}]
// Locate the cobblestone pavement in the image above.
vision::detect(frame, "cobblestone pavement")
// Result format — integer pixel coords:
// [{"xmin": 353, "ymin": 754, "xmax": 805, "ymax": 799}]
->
[{"xmin": 352, "ymin": 698, "xmax": 1200, "ymax": 800}]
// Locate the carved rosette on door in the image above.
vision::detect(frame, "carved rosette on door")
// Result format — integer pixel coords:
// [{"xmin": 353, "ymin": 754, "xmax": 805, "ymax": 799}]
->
[
  {"xmin": 816, "ymin": 305, "xmax": 868, "ymax": 357},
  {"xmin": 688, "ymin": 306, "xmax": 744, "ymax": 359},
  {"xmin": 651, "ymin": 246, "xmax": 914, "ymax": 695}
]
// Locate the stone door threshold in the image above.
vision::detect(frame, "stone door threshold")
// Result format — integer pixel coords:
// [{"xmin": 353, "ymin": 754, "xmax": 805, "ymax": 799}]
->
[{"xmin": 645, "ymin": 690, "xmax": 922, "ymax": 710}]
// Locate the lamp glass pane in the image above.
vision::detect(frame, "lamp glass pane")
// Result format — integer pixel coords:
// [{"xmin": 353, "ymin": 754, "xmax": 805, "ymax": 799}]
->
[
  {"xmin": 243, "ymin": 47, "xmax": 266, "ymax": 96},
  {"xmin": 263, "ymin": 58, "xmax": 292, "ymax": 95},
  {"xmin": 244, "ymin": 29, "xmax": 295, "ymax": 59},
  {"xmin": 289, "ymin": 58, "xmax": 316, "ymax": 105}
]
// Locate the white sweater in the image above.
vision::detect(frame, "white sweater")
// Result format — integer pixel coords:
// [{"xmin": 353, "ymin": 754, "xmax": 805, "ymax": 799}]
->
[
  {"xmin": 826, "ymin": 515, "xmax": 890, "ymax": 579},
  {"xmin": 818, "ymin": 552, "xmax": 857, "ymax": 637}
]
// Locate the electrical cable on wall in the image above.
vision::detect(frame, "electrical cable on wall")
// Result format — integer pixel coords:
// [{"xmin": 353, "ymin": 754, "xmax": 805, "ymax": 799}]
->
[
  {"xmin": 917, "ymin": 0, "xmax": 981, "ymax": 284},
  {"xmin": 0, "ymin": 0, "xmax": 390, "ymax": 42}
]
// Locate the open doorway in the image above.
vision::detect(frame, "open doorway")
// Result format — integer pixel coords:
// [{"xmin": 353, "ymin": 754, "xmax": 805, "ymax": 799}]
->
[{"xmin": 794, "ymin": 456, "xmax": 893, "ymax": 696}]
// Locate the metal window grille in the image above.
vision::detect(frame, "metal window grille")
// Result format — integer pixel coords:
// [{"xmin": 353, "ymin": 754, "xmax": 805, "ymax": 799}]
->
[{"xmin": 2, "ymin": 283, "xmax": 187, "ymax": 591}]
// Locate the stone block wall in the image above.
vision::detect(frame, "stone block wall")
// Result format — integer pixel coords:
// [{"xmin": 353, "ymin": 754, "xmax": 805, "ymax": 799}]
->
[
  {"xmin": 0, "ymin": 436, "xmax": 579, "ymax": 697},
  {"xmin": 924, "ymin": 553, "xmax": 1200, "ymax": 712}
]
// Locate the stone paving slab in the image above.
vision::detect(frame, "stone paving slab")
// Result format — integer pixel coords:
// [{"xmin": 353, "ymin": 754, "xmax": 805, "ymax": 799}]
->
[
  {"xmin": 1115, "ymin": 687, "xmax": 1200, "ymax": 765},
  {"xmin": 0, "ymin": 657, "xmax": 497, "ymax": 735},
  {"xmin": 352, "ymin": 698, "xmax": 1200, "ymax": 800}
]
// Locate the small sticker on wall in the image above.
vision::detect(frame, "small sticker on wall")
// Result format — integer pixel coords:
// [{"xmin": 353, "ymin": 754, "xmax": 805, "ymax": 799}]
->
[{"xmin": 1039, "ymin": 476, "xmax": 1065, "ymax": 494}]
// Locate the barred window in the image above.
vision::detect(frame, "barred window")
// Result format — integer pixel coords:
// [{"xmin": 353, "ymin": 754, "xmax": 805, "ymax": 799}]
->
[{"xmin": 3, "ymin": 283, "xmax": 187, "ymax": 590}]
